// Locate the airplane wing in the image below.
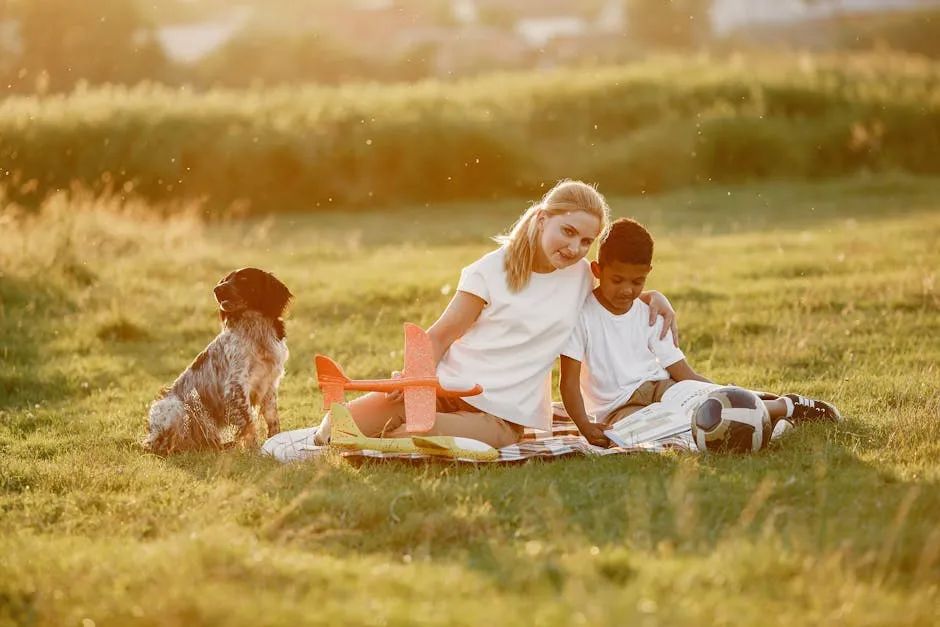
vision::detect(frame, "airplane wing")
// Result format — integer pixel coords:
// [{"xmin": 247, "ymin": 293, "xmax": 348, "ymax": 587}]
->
[
  {"xmin": 403, "ymin": 323, "xmax": 437, "ymax": 432},
  {"xmin": 404, "ymin": 387, "xmax": 436, "ymax": 433}
]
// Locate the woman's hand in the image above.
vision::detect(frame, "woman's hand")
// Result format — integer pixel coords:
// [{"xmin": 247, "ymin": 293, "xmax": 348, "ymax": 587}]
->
[
  {"xmin": 385, "ymin": 371, "xmax": 403, "ymax": 403},
  {"xmin": 646, "ymin": 291, "xmax": 679, "ymax": 346}
]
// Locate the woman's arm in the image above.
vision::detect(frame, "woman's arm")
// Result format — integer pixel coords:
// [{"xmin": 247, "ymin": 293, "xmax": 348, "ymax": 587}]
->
[
  {"xmin": 427, "ymin": 291, "xmax": 486, "ymax": 364},
  {"xmin": 385, "ymin": 291, "xmax": 484, "ymax": 403},
  {"xmin": 638, "ymin": 290, "xmax": 678, "ymax": 345}
]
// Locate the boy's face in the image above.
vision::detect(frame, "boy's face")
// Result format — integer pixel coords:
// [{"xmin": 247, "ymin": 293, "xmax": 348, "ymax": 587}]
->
[{"xmin": 591, "ymin": 260, "xmax": 651, "ymax": 314}]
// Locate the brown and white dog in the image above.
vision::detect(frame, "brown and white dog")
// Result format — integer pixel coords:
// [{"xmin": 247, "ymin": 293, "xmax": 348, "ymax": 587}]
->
[{"xmin": 144, "ymin": 268, "xmax": 292, "ymax": 455}]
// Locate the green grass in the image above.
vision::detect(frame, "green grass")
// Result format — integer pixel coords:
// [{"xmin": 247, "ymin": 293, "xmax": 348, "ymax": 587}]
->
[{"xmin": 1, "ymin": 175, "xmax": 939, "ymax": 625}]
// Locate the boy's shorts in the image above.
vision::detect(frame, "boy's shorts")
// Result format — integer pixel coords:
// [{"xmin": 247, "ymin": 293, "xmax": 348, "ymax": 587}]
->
[{"xmin": 602, "ymin": 378, "xmax": 677, "ymax": 427}]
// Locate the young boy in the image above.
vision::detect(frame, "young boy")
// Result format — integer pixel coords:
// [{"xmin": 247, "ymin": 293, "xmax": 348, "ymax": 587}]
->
[{"xmin": 560, "ymin": 218, "xmax": 841, "ymax": 448}]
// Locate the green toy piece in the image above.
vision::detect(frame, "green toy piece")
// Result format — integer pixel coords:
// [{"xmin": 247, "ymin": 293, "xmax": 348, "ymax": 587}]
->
[{"xmin": 327, "ymin": 403, "xmax": 419, "ymax": 454}]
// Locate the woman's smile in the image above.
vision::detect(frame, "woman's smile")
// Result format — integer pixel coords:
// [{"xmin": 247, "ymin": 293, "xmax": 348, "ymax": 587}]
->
[{"xmin": 535, "ymin": 210, "xmax": 602, "ymax": 272}]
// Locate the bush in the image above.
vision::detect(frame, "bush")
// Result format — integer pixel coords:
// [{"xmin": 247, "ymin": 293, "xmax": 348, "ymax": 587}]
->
[
  {"xmin": 581, "ymin": 121, "xmax": 699, "ymax": 194},
  {"xmin": 696, "ymin": 116, "xmax": 811, "ymax": 182}
]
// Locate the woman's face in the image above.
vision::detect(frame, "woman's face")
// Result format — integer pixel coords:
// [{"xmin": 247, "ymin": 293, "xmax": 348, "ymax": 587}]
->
[{"xmin": 534, "ymin": 210, "xmax": 602, "ymax": 271}]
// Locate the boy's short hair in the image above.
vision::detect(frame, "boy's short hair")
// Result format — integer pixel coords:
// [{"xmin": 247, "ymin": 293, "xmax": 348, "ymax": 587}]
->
[{"xmin": 598, "ymin": 217, "xmax": 654, "ymax": 266}]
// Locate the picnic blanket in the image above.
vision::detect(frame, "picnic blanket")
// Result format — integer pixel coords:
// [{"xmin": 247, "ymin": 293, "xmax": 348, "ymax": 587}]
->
[{"xmin": 261, "ymin": 418, "xmax": 697, "ymax": 464}]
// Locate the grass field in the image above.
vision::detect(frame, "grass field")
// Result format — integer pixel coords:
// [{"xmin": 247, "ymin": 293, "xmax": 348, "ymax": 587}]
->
[{"xmin": 1, "ymin": 175, "xmax": 939, "ymax": 625}]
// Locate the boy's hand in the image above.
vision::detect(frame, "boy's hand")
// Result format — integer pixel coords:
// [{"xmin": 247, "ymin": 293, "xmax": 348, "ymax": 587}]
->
[{"xmin": 578, "ymin": 421, "xmax": 611, "ymax": 448}]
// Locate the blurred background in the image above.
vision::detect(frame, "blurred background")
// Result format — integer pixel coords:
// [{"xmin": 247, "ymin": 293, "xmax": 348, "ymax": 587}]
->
[
  {"xmin": 2, "ymin": 0, "xmax": 940, "ymax": 213},
  {"xmin": 3, "ymin": 0, "xmax": 940, "ymax": 91}
]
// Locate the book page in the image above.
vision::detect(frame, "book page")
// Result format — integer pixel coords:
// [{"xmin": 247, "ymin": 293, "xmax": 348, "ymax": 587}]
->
[
  {"xmin": 660, "ymin": 380, "xmax": 721, "ymax": 411},
  {"xmin": 604, "ymin": 380, "xmax": 720, "ymax": 448}
]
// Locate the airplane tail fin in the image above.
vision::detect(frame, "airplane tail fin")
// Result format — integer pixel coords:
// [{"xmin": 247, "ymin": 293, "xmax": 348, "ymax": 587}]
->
[{"xmin": 315, "ymin": 355, "xmax": 349, "ymax": 410}]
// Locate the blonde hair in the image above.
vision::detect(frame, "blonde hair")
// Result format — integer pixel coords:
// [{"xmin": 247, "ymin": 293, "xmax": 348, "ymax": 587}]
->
[{"xmin": 495, "ymin": 179, "xmax": 610, "ymax": 292}]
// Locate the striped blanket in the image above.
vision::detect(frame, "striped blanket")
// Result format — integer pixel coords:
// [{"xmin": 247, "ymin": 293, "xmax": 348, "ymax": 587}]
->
[{"xmin": 262, "ymin": 418, "xmax": 695, "ymax": 464}]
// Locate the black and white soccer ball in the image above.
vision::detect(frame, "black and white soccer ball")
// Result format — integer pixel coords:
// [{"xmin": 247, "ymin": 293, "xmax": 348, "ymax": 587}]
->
[{"xmin": 691, "ymin": 387, "xmax": 772, "ymax": 453}]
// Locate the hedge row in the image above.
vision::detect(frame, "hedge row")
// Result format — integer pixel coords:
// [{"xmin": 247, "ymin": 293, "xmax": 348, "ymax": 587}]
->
[{"xmin": 2, "ymin": 54, "xmax": 940, "ymax": 213}]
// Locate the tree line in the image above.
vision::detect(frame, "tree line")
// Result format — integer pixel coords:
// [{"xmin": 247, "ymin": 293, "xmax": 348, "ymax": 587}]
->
[{"xmin": 1, "ymin": 0, "xmax": 714, "ymax": 94}]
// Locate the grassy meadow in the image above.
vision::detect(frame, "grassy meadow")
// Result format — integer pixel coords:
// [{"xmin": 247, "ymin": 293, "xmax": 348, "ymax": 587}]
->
[{"xmin": 1, "ymin": 174, "xmax": 939, "ymax": 625}]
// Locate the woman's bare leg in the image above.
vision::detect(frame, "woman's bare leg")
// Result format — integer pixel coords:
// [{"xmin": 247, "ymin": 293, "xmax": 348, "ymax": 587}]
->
[
  {"xmin": 314, "ymin": 392, "xmax": 406, "ymax": 444},
  {"xmin": 383, "ymin": 410, "xmax": 524, "ymax": 449}
]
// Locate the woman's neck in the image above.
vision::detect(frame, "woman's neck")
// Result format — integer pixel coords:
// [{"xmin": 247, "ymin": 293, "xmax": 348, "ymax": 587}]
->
[{"xmin": 531, "ymin": 247, "xmax": 555, "ymax": 274}]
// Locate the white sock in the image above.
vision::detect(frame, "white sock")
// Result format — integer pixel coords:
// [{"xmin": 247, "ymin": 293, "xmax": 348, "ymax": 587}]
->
[
  {"xmin": 781, "ymin": 396, "xmax": 795, "ymax": 418},
  {"xmin": 313, "ymin": 413, "xmax": 331, "ymax": 446}
]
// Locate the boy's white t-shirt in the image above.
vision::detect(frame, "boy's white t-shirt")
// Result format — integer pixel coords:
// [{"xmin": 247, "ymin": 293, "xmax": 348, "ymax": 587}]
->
[
  {"xmin": 562, "ymin": 292, "xmax": 685, "ymax": 422},
  {"xmin": 436, "ymin": 247, "xmax": 593, "ymax": 432}
]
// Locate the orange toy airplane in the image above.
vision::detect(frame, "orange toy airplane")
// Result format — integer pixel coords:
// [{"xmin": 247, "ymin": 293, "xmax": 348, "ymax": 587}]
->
[{"xmin": 315, "ymin": 323, "xmax": 483, "ymax": 433}]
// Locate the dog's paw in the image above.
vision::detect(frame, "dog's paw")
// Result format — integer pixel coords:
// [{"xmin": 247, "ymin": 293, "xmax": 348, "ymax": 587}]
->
[
  {"xmin": 234, "ymin": 423, "xmax": 259, "ymax": 450},
  {"xmin": 265, "ymin": 421, "xmax": 281, "ymax": 438}
]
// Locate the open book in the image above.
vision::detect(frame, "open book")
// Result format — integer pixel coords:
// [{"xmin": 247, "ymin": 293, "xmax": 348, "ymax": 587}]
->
[
  {"xmin": 551, "ymin": 380, "xmax": 791, "ymax": 451},
  {"xmin": 551, "ymin": 380, "xmax": 718, "ymax": 448},
  {"xmin": 601, "ymin": 380, "xmax": 719, "ymax": 448}
]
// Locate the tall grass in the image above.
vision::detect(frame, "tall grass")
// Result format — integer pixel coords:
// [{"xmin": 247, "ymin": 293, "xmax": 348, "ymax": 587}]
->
[{"xmin": 3, "ymin": 54, "xmax": 940, "ymax": 214}]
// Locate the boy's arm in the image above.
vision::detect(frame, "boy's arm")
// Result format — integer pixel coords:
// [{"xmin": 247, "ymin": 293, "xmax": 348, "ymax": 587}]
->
[
  {"xmin": 559, "ymin": 356, "xmax": 590, "ymax": 426},
  {"xmin": 638, "ymin": 291, "xmax": 678, "ymax": 345},
  {"xmin": 560, "ymin": 356, "xmax": 610, "ymax": 447},
  {"xmin": 665, "ymin": 358, "xmax": 713, "ymax": 384},
  {"xmin": 648, "ymin": 316, "xmax": 706, "ymax": 383}
]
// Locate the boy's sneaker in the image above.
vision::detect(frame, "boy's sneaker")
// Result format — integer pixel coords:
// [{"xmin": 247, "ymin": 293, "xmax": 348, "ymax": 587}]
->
[
  {"xmin": 771, "ymin": 418, "xmax": 794, "ymax": 441},
  {"xmin": 784, "ymin": 394, "xmax": 843, "ymax": 424}
]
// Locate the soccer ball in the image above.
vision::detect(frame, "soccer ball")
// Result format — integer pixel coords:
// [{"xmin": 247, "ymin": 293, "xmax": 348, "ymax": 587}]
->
[{"xmin": 691, "ymin": 387, "xmax": 772, "ymax": 453}]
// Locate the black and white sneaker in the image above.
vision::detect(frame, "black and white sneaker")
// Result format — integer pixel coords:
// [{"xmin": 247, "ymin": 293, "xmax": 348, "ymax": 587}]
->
[{"xmin": 784, "ymin": 394, "xmax": 843, "ymax": 424}]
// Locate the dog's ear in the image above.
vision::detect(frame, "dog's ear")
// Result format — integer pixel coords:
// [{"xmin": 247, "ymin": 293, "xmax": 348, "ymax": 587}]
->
[{"xmin": 258, "ymin": 272, "xmax": 293, "ymax": 321}]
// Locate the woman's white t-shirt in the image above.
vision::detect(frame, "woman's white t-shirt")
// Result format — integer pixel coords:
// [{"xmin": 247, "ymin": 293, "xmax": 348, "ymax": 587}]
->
[
  {"xmin": 562, "ymin": 292, "xmax": 685, "ymax": 422},
  {"xmin": 436, "ymin": 247, "xmax": 593, "ymax": 431}
]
